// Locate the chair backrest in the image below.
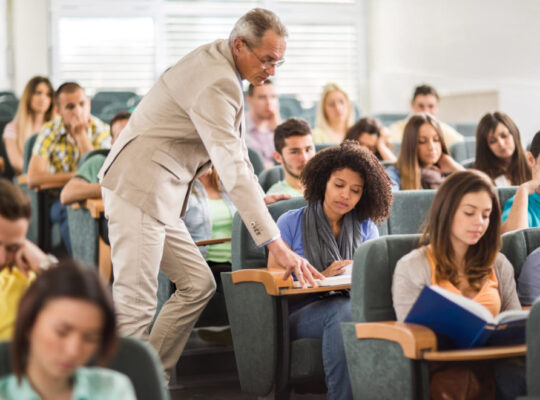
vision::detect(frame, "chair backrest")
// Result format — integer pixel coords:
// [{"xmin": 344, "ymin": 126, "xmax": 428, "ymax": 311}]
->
[
  {"xmin": 78, "ymin": 149, "xmax": 110, "ymax": 168},
  {"xmin": 500, "ymin": 228, "xmax": 540, "ymax": 279},
  {"xmin": 0, "ymin": 120, "xmax": 15, "ymax": 179},
  {"xmin": 231, "ymin": 197, "xmax": 307, "ymax": 270},
  {"xmin": 460, "ymin": 157, "xmax": 475, "ymax": 168},
  {"xmin": 23, "ymin": 133, "xmax": 38, "ymax": 174},
  {"xmin": 373, "ymin": 113, "xmax": 408, "ymax": 127},
  {"xmin": 386, "ymin": 190, "xmax": 436, "ymax": 235},
  {"xmin": 0, "ymin": 337, "xmax": 169, "ymax": 400},
  {"xmin": 497, "ymin": 186, "xmax": 517, "ymax": 210},
  {"xmin": 314, "ymin": 143, "xmax": 333, "ymax": 153},
  {"xmin": 449, "ymin": 137, "xmax": 476, "ymax": 162},
  {"xmin": 279, "ymin": 95, "xmax": 303, "ymax": 119},
  {"xmin": 351, "ymin": 234, "xmax": 422, "ymax": 322},
  {"xmin": 258, "ymin": 165, "xmax": 285, "ymax": 192},
  {"xmin": 247, "ymin": 147, "xmax": 265, "ymax": 177},
  {"xmin": 452, "ymin": 122, "xmax": 477, "ymax": 137}
]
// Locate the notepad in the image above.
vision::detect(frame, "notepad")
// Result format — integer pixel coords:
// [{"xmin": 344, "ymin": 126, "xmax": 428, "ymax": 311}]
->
[
  {"xmin": 405, "ymin": 285, "xmax": 528, "ymax": 349},
  {"xmin": 292, "ymin": 264, "xmax": 352, "ymax": 288}
]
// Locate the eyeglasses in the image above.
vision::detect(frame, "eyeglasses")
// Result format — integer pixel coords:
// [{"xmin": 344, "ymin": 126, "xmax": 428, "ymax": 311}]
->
[{"xmin": 243, "ymin": 40, "xmax": 285, "ymax": 70}]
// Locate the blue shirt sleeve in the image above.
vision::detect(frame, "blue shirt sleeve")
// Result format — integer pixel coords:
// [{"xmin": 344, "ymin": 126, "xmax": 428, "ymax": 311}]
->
[
  {"xmin": 276, "ymin": 208, "xmax": 305, "ymax": 257},
  {"xmin": 385, "ymin": 166, "xmax": 401, "ymax": 191},
  {"xmin": 362, "ymin": 219, "xmax": 379, "ymax": 242}
]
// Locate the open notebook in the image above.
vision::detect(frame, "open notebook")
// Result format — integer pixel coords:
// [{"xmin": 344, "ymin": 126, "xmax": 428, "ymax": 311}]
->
[{"xmin": 292, "ymin": 263, "xmax": 352, "ymax": 288}]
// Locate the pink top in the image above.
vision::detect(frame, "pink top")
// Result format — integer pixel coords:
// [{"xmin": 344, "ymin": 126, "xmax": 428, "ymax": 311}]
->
[{"xmin": 2, "ymin": 121, "xmax": 16, "ymax": 139}]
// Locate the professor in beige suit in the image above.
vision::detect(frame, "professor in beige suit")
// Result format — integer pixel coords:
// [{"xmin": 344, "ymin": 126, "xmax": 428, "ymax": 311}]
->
[{"xmin": 98, "ymin": 8, "xmax": 323, "ymax": 376}]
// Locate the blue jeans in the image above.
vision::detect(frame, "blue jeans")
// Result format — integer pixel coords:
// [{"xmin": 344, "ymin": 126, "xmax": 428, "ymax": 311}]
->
[
  {"xmin": 289, "ymin": 296, "xmax": 352, "ymax": 400},
  {"xmin": 50, "ymin": 199, "xmax": 72, "ymax": 255}
]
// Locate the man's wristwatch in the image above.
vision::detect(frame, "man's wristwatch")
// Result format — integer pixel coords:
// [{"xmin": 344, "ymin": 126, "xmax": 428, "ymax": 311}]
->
[{"xmin": 39, "ymin": 254, "xmax": 59, "ymax": 270}]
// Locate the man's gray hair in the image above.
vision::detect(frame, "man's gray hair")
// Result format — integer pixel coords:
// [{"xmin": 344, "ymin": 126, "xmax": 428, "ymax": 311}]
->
[{"xmin": 229, "ymin": 8, "xmax": 288, "ymax": 48}]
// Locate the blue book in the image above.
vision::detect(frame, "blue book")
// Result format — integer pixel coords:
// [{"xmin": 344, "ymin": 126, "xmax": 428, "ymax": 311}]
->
[{"xmin": 405, "ymin": 285, "xmax": 528, "ymax": 349}]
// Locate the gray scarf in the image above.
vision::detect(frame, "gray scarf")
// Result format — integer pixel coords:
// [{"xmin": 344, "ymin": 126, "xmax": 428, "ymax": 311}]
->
[{"xmin": 301, "ymin": 201, "xmax": 363, "ymax": 272}]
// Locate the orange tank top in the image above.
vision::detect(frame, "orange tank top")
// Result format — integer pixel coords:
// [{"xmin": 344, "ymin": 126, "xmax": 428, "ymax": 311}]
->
[{"xmin": 426, "ymin": 246, "xmax": 501, "ymax": 317}]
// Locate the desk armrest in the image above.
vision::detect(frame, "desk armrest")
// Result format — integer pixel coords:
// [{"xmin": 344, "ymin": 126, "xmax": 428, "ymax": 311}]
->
[
  {"xmin": 35, "ymin": 181, "xmax": 65, "ymax": 191},
  {"xmin": 196, "ymin": 238, "xmax": 231, "ymax": 246},
  {"xmin": 231, "ymin": 268, "xmax": 351, "ymax": 296},
  {"xmin": 355, "ymin": 321, "xmax": 527, "ymax": 361},
  {"xmin": 355, "ymin": 321, "xmax": 437, "ymax": 359}
]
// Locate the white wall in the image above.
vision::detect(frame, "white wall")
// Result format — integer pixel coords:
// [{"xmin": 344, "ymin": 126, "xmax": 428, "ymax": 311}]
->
[
  {"xmin": 12, "ymin": 0, "xmax": 48, "ymax": 94},
  {"xmin": 367, "ymin": 0, "xmax": 540, "ymax": 143},
  {"xmin": 0, "ymin": 0, "xmax": 9, "ymax": 90}
]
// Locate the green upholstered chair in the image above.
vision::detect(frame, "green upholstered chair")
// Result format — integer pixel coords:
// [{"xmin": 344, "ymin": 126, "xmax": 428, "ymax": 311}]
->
[
  {"xmin": 314, "ymin": 143, "xmax": 333, "ymax": 153},
  {"xmin": 525, "ymin": 300, "xmax": 540, "ymax": 399},
  {"xmin": 342, "ymin": 229, "xmax": 535, "ymax": 400},
  {"xmin": 258, "ymin": 165, "xmax": 285, "ymax": 192},
  {"xmin": 67, "ymin": 150, "xmax": 110, "ymax": 267},
  {"xmin": 0, "ymin": 337, "xmax": 169, "ymax": 400},
  {"xmin": 450, "ymin": 137, "xmax": 476, "ymax": 163},
  {"xmin": 461, "ymin": 157, "xmax": 475, "ymax": 168},
  {"xmin": 498, "ymin": 186, "xmax": 518, "ymax": 210},
  {"xmin": 452, "ymin": 122, "xmax": 478, "ymax": 137},
  {"xmin": 223, "ymin": 197, "xmax": 332, "ymax": 398},
  {"xmin": 247, "ymin": 146, "xmax": 265, "ymax": 177},
  {"xmin": 384, "ymin": 190, "xmax": 435, "ymax": 236}
]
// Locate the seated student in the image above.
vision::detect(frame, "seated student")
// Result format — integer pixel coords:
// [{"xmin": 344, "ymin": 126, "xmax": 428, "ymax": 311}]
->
[
  {"xmin": 0, "ymin": 261, "xmax": 136, "ymax": 399},
  {"xmin": 60, "ymin": 111, "xmax": 130, "ymax": 205},
  {"xmin": 27, "ymin": 82, "xmax": 110, "ymax": 254},
  {"xmin": 0, "ymin": 179, "xmax": 53, "ymax": 340},
  {"xmin": 386, "ymin": 113, "xmax": 463, "ymax": 190},
  {"xmin": 3, "ymin": 76, "xmax": 56, "ymax": 175},
  {"xmin": 387, "ymin": 84, "xmax": 464, "ymax": 146},
  {"xmin": 312, "ymin": 83, "xmax": 355, "ymax": 144},
  {"xmin": 517, "ymin": 246, "xmax": 540, "ymax": 305},
  {"xmin": 267, "ymin": 117, "xmax": 315, "ymax": 196},
  {"xmin": 268, "ymin": 141, "xmax": 392, "ymax": 400},
  {"xmin": 474, "ymin": 111, "xmax": 531, "ymax": 186},
  {"xmin": 393, "ymin": 170, "xmax": 524, "ymax": 400},
  {"xmin": 501, "ymin": 130, "xmax": 540, "ymax": 233},
  {"xmin": 344, "ymin": 116, "xmax": 397, "ymax": 162},
  {"xmin": 245, "ymin": 80, "xmax": 281, "ymax": 168}
]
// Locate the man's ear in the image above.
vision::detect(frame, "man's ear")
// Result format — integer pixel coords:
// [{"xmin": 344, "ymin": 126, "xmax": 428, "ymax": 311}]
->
[
  {"xmin": 232, "ymin": 37, "xmax": 243, "ymax": 56},
  {"xmin": 527, "ymin": 151, "xmax": 535, "ymax": 167},
  {"xmin": 273, "ymin": 151, "xmax": 282, "ymax": 164}
]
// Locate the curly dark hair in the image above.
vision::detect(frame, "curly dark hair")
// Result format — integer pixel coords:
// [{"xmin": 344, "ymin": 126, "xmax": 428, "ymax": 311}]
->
[{"xmin": 301, "ymin": 140, "xmax": 392, "ymax": 224}]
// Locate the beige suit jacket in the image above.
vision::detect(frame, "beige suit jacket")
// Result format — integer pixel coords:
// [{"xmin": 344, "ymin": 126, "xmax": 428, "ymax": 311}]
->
[{"xmin": 99, "ymin": 39, "xmax": 279, "ymax": 246}]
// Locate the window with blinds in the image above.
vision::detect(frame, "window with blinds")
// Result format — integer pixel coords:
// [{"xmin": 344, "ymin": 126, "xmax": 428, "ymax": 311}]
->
[{"xmin": 50, "ymin": 0, "xmax": 365, "ymax": 105}]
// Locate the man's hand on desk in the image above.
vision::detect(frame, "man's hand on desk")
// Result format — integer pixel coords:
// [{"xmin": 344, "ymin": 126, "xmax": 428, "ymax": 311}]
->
[{"xmin": 267, "ymin": 238, "xmax": 324, "ymax": 288}]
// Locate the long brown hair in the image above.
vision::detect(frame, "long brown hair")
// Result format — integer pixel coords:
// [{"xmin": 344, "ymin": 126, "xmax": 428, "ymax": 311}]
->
[
  {"xmin": 420, "ymin": 170, "xmax": 501, "ymax": 290},
  {"xmin": 474, "ymin": 111, "xmax": 531, "ymax": 185},
  {"xmin": 12, "ymin": 261, "xmax": 118, "ymax": 381},
  {"xmin": 12, "ymin": 76, "xmax": 55, "ymax": 153},
  {"xmin": 396, "ymin": 113, "xmax": 450, "ymax": 190}
]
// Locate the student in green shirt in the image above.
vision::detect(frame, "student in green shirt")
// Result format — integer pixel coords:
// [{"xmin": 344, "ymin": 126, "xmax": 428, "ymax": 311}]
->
[
  {"xmin": 60, "ymin": 111, "xmax": 130, "ymax": 206},
  {"xmin": 267, "ymin": 117, "xmax": 316, "ymax": 197}
]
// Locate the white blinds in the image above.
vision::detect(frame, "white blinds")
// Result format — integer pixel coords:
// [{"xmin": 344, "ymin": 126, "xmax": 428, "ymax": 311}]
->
[{"xmin": 50, "ymin": 0, "xmax": 365, "ymax": 104}]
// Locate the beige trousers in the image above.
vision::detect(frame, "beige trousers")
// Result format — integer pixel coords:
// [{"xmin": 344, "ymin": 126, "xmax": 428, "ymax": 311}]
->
[{"xmin": 102, "ymin": 188, "xmax": 216, "ymax": 372}]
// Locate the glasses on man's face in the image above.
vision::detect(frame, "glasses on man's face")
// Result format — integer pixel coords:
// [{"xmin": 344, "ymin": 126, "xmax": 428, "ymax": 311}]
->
[{"xmin": 243, "ymin": 40, "xmax": 285, "ymax": 70}]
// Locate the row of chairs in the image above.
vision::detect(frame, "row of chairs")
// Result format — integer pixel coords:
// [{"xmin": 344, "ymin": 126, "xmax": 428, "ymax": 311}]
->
[{"xmin": 222, "ymin": 190, "xmax": 540, "ymax": 398}]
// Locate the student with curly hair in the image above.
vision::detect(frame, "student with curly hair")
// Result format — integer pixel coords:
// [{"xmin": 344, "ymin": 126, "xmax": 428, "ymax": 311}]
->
[
  {"xmin": 268, "ymin": 141, "xmax": 392, "ymax": 400},
  {"xmin": 392, "ymin": 170, "xmax": 524, "ymax": 399},
  {"xmin": 386, "ymin": 113, "xmax": 463, "ymax": 190},
  {"xmin": 474, "ymin": 111, "xmax": 531, "ymax": 186}
]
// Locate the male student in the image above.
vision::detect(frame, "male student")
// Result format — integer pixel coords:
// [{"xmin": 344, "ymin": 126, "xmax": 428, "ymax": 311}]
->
[
  {"xmin": 267, "ymin": 117, "xmax": 315, "ymax": 196},
  {"xmin": 28, "ymin": 82, "xmax": 110, "ymax": 253},
  {"xmin": 501, "ymin": 130, "xmax": 540, "ymax": 233},
  {"xmin": 60, "ymin": 111, "xmax": 130, "ymax": 205},
  {"xmin": 387, "ymin": 84, "xmax": 464, "ymax": 146},
  {"xmin": 245, "ymin": 80, "xmax": 281, "ymax": 168},
  {"xmin": 0, "ymin": 179, "xmax": 54, "ymax": 339}
]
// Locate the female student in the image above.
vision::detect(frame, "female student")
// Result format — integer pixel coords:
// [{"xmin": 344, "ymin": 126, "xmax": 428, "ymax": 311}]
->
[
  {"xmin": 386, "ymin": 113, "xmax": 463, "ymax": 190},
  {"xmin": 0, "ymin": 262, "xmax": 136, "ymax": 399},
  {"xmin": 312, "ymin": 83, "xmax": 355, "ymax": 144},
  {"xmin": 392, "ymin": 170, "xmax": 524, "ymax": 399},
  {"xmin": 474, "ymin": 111, "xmax": 531, "ymax": 186},
  {"xmin": 344, "ymin": 116, "xmax": 397, "ymax": 162},
  {"xmin": 268, "ymin": 141, "xmax": 392, "ymax": 400},
  {"xmin": 3, "ymin": 76, "xmax": 55, "ymax": 175}
]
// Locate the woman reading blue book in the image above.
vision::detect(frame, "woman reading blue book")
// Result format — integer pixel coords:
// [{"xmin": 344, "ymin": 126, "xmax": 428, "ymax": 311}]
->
[{"xmin": 392, "ymin": 169, "xmax": 524, "ymax": 400}]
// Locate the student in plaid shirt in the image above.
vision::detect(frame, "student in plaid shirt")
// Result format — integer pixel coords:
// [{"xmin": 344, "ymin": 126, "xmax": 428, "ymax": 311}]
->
[{"xmin": 27, "ymin": 82, "xmax": 110, "ymax": 254}]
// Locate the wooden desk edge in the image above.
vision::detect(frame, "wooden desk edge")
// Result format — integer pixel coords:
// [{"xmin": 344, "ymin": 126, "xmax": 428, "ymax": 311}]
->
[
  {"xmin": 354, "ymin": 321, "xmax": 526, "ymax": 360},
  {"xmin": 355, "ymin": 321, "xmax": 437, "ymax": 359}
]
